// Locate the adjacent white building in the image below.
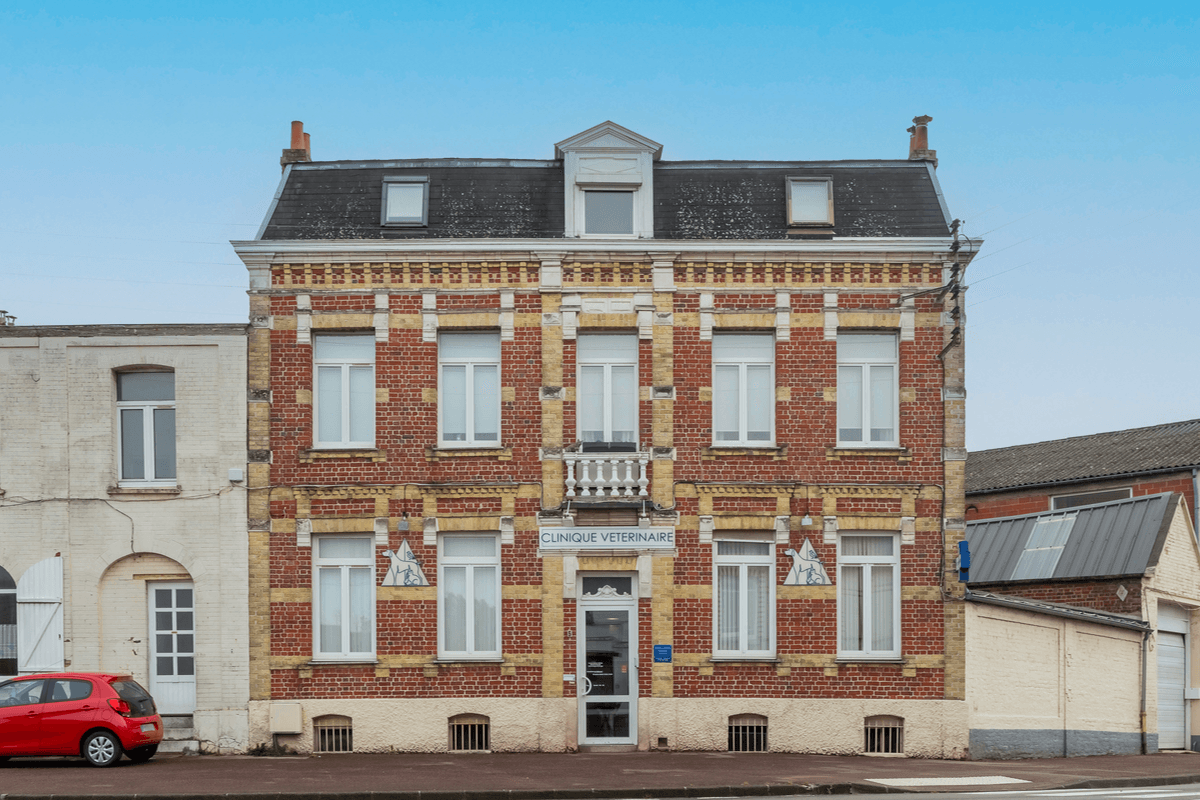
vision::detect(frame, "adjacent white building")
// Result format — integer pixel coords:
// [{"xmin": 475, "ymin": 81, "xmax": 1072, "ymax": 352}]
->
[{"xmin": 0, "ymin": 324, "xmax": 249, "ymax": 753}]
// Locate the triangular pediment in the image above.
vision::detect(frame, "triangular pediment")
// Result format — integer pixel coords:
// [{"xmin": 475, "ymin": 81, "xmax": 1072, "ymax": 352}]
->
[{"xmin": 555, "ymin": 121, "xmax": 663, "ymax": 160}]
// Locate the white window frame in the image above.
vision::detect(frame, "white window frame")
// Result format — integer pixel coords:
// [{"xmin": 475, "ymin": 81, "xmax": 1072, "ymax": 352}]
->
[
  {"xmin": 576, "ymin": 334, "xmax": 638, "ymax": 446},
  {"xmin": 712, "ymin": 333, "xmax": 775, "ymax": 446},
  {"xmin": 116, "ymin": 371, "xmax": 176, "ymax": 486},
  {"xmin": 836, "ymin": 333, "xmax": 899, "ymax": 448},
  {"xmin": 438, "ymin": 332, "xmax": 501, "ymax": 448},
  {"xmin": 837, "ymin": 533, "xmax": 901, "ymax": 661},
  {"xmin": 712, "ymin": 535, "xmax": 776, "ymax": 659},
  {"xmin": 437, "ymin": 534, "xmax": 502, "ymax": 661},
  {"xmin": 786, "ymin": 177, "xmax": 834, "ymax": 226},
  {"xmin": 312, "ymin": 535, "xmax": 376, "ymax": 662},
  {"xmin": 313, "ymin": 334, "xmax": 376, "ymax": 449},
  {"xmin": 381, "ymin": 175, "xmax": 429, "ymax": 226}
]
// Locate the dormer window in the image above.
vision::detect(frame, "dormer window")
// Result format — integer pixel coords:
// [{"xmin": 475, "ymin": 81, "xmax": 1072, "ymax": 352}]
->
[
  {"xmin": 584, "ymin": 190, "xmax": 634, "ymax": 235},
  {"xmin": 786, "ymin": 177, "xmax": 833, "ymax": 226},
  {"xmin": 381, "ymin": 176, "xmax": 428, "ymax": 226},
  {"xmin": 556, "ymin": 122, "xmax": 662, "ymax": 238}
]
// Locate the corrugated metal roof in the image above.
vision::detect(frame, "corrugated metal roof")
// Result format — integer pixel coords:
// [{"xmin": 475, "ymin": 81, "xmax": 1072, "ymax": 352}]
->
[
  {"xmin": 966, "ymin": 492, "xmax": 1178, "ymax": 583},
  {"xmin": 966, "ymin": 419, "xmax": 1200, "ymax": 494}
]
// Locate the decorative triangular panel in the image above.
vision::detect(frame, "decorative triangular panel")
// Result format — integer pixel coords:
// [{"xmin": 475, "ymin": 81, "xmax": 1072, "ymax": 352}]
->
[
  {"xmin": 381, "ymin": 539, "xmax": 429, "ymax": 587},
  {"xmin": 784, "ymin": 538, "xmax": 832, "ymax": 586}
]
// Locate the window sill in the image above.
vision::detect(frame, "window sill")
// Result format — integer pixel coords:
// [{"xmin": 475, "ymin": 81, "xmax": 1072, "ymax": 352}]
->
[
  {"xmin": 108, "ymin": 485, "xmax": 182, "ymax": 496},
  {"xmin": 434, "ymin": 657, "xmax": 505, "ymax": 664},
  {"xmin": 299, "ymin": 448, "xmax": 387, "ymax": 463},
  {"xmin": 701, "ymin": 445, "xmax": 787, "ymax": 461},
  {"xmin": 426, "ymin": 446, "xmax": 512, "ymax": 461},
  {"xmin": 708, "ymin": 656, "xmax": 779, "ymax": 663},
  {"xmin": 825, "ymin": 446, "xmax": 911, "ymax": 462},
  {"xmin": 306, "ymin": 658, "xmax": 379, "ymax": 666},
  {"xmin": 835, "ymin": 657, "xmax": 905, "ymax": 664}
]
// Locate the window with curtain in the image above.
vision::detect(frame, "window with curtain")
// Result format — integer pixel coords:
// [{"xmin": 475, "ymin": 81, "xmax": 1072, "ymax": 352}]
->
[
  {"xmin": 439, "ymin": 332, "xmax": 501, "ymax": 447},
  {"xmin": 837, "ymin": 533, "xmax": 900, "ymax": 659},
  {"xmin": 714, "ymin": 538, "xmax": 774, "ymax": 657},
  {"xmin": 117, "ymin": 371, "xmax": 176, "ymax": 484},
  {"xmin": 577, "ymin": 334, "xmax": 637, "ymax": 447},
  {"xmin": 836, "ymin": 333, "xmax": 898, "ymax": 447},
  {"xmin": 313, "ymin": 536, "xmax": 375, "ymax": 660},
  {"xmin": 314, "ymin": 334, "xmax": 375, "ymax": 448},
  {"xmin": 438, "ymin": 534, "xmax": 500, "ymax": 659},
  {"xmin": 712, "ymin": 333, "xmax": 774, "ymax": 445}
]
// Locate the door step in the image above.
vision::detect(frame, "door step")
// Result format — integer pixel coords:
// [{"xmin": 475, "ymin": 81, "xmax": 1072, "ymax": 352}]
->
[
  {"xmin": 158, "ymin": 715, "xmax": 198, "ymax": 754},
  {"xmin": 578, "ymin": 744, "xmax": 639, "ymax": 753}
]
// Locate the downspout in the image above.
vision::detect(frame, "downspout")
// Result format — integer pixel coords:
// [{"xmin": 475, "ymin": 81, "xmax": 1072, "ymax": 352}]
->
[
  {"xmin": 1141, "ymin": 627, "xmax": 1151, "ymax": 753},
  {"xmin": 1192, "ymin": 468, "xmax": 1199, "ymax": 541}
]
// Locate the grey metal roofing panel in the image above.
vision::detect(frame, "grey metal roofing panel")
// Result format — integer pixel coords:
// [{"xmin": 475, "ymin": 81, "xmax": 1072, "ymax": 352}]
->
[
  {"xmin": 966, "ymin": 590, "xmax": 1149, "ymax": 631},
  {"xmin": 259, "ymin": 159, "xmax": 951, "ymax": 241},
  {"xmin": 0, "ymin": 324, "xmax": 248, "ymax": 338},
  {"xmin": 966, "ymin": 492, "xmax": 1178, "ymax": 583},
  {"xmin": 966, "ymin": 419, "xmax": 1200, "ymax": 494}
]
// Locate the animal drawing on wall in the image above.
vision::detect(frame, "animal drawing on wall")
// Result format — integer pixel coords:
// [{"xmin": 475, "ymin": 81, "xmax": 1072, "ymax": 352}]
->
[
  {"xmin": 382, "ymin": 539, "xmax": 429, "ymax": 587},
  {"xmin": 784, "ymin": 538, "xmax": 831, "ymax": 586}
]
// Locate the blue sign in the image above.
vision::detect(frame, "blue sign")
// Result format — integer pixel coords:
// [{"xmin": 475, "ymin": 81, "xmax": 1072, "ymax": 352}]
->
[{"xmin": 653, "ymin": 645, "xmax": 672, "ymax": 663}]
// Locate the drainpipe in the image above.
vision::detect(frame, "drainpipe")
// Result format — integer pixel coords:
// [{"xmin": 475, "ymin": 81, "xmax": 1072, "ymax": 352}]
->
[
  {"xmin": 1192, "ymin": 468, "xmax": 1199, "ymax": 540},
  {"xmin": 1141, "ymin": 627, "xmax": 1151, "ymax": 754}
]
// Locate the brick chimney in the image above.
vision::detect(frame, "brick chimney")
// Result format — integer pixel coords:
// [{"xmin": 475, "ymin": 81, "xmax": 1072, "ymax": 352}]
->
[
  {"xmin": 907, "ymin": 115, "xmax": 937, "ymax": 167},
  {"xmin": 280, "ymin": 120, "xmax": 312, "ymax": 171}
]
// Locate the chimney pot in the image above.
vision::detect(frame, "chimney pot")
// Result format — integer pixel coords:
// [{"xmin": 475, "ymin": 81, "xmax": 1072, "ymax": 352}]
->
[
  {"xmin": 281, "ymin": 120, "xmax": 313, "ymax": 171},
  {"xmin": 907, "ymin": 115, "xmax": 937, "ymax": 167}
]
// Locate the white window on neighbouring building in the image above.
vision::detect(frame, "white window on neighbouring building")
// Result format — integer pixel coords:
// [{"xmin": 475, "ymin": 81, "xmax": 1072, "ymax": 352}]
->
[
  {"xmin": 714, "ymin": 536, "xmax": 775, "ymax": 658},
  {"xmin": 577, "ymin": 334, "xmax": 637, "ymax": 447},
  {"xmin": 314, "ymin": 334, "xmax": 375, "ymax": 449},
  {"xmin": 786, "ymin": 177, "xmax": 834, "ymax": 226},
  {"xmin": 438, "ymin": 534, "xmax": 500, "ymax": 660},
  {"xmin": 381, "ymin": 176, "xmax": 429, "ymax": 226},
  {"xmin": 117, "ymin": 371, "xmax": 176, "ymax": 484},
  {"xmin": 313, "ymin": 536, "xmax": 375, "ymax": 661},
  {"xmin": 837, "ymin": 333, "xmax": 898, "ymax": 447},
  {"xmin": 439, "ymin": 332, "xmax": 500, "ymax": 447},
  {"xmin": 712, "ymin": 333, "xmax": 774, "ymax": 445},
  {"xmin": 837, "ymin": 534, "xmax": 900, "ymax": 660}
]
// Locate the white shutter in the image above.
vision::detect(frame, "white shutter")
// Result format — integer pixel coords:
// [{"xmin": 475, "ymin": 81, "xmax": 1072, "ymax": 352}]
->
[
  {"xmin": 17, "ymin": 556, "xmax": 64, "ymax": 674},
  {"xmin": 1157, "ymin": 631, "xmax": 1187, "ymax": 749}
]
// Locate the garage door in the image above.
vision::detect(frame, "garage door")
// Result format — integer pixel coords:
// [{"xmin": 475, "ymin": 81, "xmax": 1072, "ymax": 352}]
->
[{"xmin": 1157, "ymin": 630, "xmax": 1187, "ymax": 749}]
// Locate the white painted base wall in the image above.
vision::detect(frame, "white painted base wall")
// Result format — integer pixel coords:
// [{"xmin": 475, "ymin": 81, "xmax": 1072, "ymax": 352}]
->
[{"xmin": 249, "ymin": 698, "xmax": 968, "ymax": 756}]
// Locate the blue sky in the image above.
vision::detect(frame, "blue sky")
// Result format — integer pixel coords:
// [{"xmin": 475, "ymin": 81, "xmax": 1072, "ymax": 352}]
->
[{"xmin": 2, "ymin": 2, "xmax": 1196, "ymax": 450}]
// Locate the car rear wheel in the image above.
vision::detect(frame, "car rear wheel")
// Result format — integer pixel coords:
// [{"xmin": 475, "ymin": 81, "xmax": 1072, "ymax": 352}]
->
[
  {"xmin": 83, "ymin": 730, "xmax": 123, "ymax": 767},
  {"xmin": 127, "ymin": 744, "xmax": 158, "ymax": 763}
]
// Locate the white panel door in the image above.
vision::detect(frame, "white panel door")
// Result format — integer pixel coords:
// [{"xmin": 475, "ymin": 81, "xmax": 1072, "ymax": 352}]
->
[
  {"xmin": 1157, "ymin": 631, "xmax": 1187, "ymax": 749},
  {"xmin": 149, "ymin": 582, "xmax": 196, "ymax": 715},
  {"xmin": 16, "ymin": 556, "xmax": 63, "ymax": 674}
]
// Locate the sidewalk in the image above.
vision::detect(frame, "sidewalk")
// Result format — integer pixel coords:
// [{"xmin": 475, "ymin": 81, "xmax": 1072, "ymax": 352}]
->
[{"xmin": 3, "ymin": 750, "xmax": 1200, "ymax": 798}]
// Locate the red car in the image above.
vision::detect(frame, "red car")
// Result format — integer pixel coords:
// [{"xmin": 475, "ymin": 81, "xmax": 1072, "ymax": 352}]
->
[{"xmin": 0, "ymin": 672, "xmax": 163, "ymax": 767}]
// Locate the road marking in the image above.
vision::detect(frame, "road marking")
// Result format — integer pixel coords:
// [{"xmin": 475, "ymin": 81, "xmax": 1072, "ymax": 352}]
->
[{"xmin": 868, "ymin": 775, "xmax": 1032, "ymax": 787}]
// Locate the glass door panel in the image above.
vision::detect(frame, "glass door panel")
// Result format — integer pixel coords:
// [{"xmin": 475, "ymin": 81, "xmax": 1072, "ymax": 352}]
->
[{"xmin": 580, "ymin": 604, "xmax": 636, "ymax": 744}]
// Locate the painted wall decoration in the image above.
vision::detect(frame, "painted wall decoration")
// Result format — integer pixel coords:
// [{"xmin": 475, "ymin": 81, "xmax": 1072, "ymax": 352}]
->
[
  {"xmin": 382, "ymin": 539, "xmax": 429, "ymax": 587},
  {"xmin": 784, "ymin": 538, "xmax": 831, "ymax": 586}
]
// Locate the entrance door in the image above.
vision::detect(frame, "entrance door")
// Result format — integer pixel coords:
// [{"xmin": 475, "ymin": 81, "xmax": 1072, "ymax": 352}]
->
[
  {"xmin": 578, "ymin": 575, "xmax": 637, "ymax": 745},
  {"xmin": 149, "ymin": 582, "xmax": 195, "ymax": 714}
]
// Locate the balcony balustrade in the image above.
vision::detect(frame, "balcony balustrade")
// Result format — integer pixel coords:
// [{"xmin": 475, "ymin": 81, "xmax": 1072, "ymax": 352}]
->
[{"xmin": 564, "ymin": 451, "xmax": 649, "ymax": 498}]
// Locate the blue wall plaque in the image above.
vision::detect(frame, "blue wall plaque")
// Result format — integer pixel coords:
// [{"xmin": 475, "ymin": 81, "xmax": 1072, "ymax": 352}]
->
[{"xmin": 653, "ymin": 645, "xmax": 672, "ymax": 663}]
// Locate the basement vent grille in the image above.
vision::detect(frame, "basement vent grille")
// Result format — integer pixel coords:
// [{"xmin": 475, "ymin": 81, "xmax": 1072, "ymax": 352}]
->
[
  {"xmin": 864, "ymin": 715, "xmax": 904, "ymax": 755},
  {"xmin": 728, "ymin": 714, "xmax": 768, "ymax": 752},
  {"xmin": 449, "ymin": 713, "xmax": 490, "ymax": 752},
  {"xmin": 313, "ymin": 714, "xmax": 353, "ymax": 753}
]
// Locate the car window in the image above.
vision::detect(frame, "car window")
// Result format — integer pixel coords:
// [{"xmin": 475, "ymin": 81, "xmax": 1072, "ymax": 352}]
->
[
  {"xmin": 0, "ymin": 678, "xmax": 45, "ymax": 706},
  {"xmin": 48, "ymin": 678, "xmax": 93, "ymax": 702},
  {"xmin": 110, "ymin": 678, "xmax": 157, "ymax": 717}
]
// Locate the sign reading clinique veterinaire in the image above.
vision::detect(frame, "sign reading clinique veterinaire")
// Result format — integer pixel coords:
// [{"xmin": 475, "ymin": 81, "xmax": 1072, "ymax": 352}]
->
[{"xmin": 538, "ymin": 526, "xmax": 675, "ymax": 550}]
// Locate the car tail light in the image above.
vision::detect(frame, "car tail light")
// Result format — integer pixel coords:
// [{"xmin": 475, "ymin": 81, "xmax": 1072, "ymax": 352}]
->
[{"xmin": 108, "ymin": 698, "xmax": 132, "ymax": 717}]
